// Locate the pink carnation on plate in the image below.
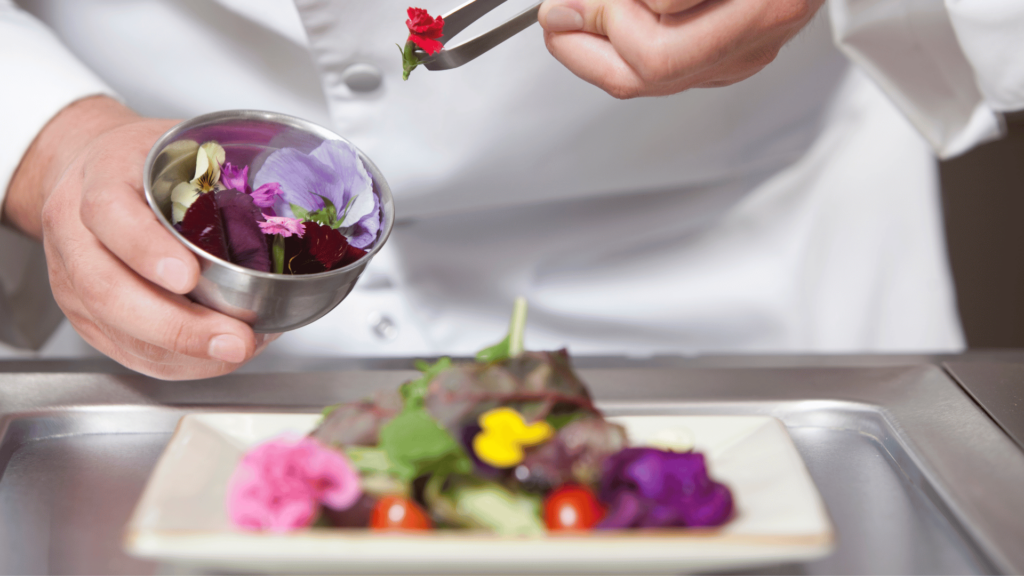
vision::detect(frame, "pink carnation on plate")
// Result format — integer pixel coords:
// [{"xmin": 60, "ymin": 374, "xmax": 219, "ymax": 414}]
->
[
  {"xmin": 259, "ymin": 216, "xmax": 305, "ymax": 238},
  {"xmin": 227, "ymin": 435, "xmax": 361, "ymax": 532}
]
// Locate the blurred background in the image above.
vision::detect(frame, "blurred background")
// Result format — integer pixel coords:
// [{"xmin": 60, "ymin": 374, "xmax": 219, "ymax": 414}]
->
[{"xmin": 942, "ymin": 112, "xmax": 1024, "ymax": 348}]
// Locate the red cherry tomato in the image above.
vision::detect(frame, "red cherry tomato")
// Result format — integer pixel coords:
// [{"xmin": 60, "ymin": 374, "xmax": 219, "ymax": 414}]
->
[
  {"xmin": 544, "ymin": 485, "xmax": 605, "ymax": 530},
  {"xmin": 369, "ymin": 496, "xmax": 433, "ymax": 530}
]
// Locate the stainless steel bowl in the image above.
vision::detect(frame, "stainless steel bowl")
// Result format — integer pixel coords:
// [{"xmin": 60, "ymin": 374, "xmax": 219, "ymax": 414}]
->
[{"xmin": 143, "ymin": 110, "xmax": 395, "ymax": 333}]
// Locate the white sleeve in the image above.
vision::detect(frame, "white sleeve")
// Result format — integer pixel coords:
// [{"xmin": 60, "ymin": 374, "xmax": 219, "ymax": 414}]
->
[
  {"xmin": 0, "ymin": 1, "xmax": 118, "ymax": 350},
  {"xmin": 945, "ymin": 0, "xmax": 1024, "ymax": 111},
  {"xmin": 827, "ymin": 0, "xmax": 1007, "ymax": 159},
  {"xmin": 0, "ymin": 0, "xmax": 118, "ymax": 207}
]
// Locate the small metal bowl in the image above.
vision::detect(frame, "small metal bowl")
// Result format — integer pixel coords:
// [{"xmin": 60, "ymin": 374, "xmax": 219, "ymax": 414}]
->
[{"xmin": 143, "ymin": 110, "xmax": 395, "ymax": 333}]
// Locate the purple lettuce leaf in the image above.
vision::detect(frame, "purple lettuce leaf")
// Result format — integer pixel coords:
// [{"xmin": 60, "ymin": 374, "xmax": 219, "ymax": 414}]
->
[
  {"xmin": 215, "ymin": 190, "xmax": 270, "ymax": 272},
  {"xmin": 311, "ymin": 390, "xmax": 403, "ymax": 447}
]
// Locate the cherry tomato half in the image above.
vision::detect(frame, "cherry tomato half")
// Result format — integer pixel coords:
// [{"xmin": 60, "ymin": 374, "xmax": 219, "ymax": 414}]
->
[
  {"xmin": 369, "ymin": 496, "xmax": 433, "ymax": 530},
  {"xmin": 543, "ymin": 485, "xmax": 605, "ymax": 530}
]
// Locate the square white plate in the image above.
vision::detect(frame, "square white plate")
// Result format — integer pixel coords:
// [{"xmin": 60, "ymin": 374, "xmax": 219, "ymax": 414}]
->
[{"xmin": 124, "ymin": 413, "xmax": 834, "ymax": 574}]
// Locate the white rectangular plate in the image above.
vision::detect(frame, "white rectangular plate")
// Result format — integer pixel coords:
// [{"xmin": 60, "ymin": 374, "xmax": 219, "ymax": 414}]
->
[{"xmin": 124, "ymin": 413, "xmax": 834, "ymax": 574}]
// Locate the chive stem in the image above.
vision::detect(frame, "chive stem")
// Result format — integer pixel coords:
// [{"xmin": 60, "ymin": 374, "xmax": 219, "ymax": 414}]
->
[
  {"xmin": 507, "ymin": 297, "xmax": 528, "ymax": 358},
  {"xmin": 272, "ymin": 234, "xmax": 285, "ymax": 274}
]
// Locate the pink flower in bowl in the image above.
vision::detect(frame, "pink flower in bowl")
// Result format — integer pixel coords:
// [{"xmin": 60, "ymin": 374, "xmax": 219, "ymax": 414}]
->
[{"xmin": 227, "ymin": 435, "xmax": 361, "ymax": 532}]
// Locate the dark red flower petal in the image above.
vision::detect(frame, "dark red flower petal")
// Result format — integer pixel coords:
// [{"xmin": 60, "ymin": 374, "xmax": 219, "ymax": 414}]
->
[
  {"xmin": 282, "ymin": 233, "xmax": 325, "ymax": 275},
  {"xmin": 216, "ymin": 190, "xmax": 270, "ymax": 272},
  {"xmin": 281, "ymin": 223, "xmax": 359, "ymax": 275},
  {"xmin": 408, "ymin": 34, "xmax": 444, "ymax": 55},
  {"xmin": 178, "ymin": 192, "xmax": 229, "ymax": 262},
  {"xmin": 305, "ymin": 222, "xmax": 351, "ymax": 270},
  {"xmin": 338, "ymin": 244, "xmax": 367, "ymax": 267}
]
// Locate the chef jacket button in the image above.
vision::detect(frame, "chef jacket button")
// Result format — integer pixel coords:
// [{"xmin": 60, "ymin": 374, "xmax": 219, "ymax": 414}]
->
[
  {"xmin": 368, "ymin": 312, "xmax": 398, "ymax": 341},
  {"xmin": 342, "ymin": 63, "xmax": 383, "ymax": 93}
]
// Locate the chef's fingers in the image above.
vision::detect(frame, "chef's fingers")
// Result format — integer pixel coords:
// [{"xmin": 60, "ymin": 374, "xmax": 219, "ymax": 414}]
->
[
  {"xmin": 540, "ymin": 0, "xmax": 704, "ymax": 27},
  {"xmin": 540, "ymin": 0, "xmax": 821, "ymax": 97},
  {"xmin": 64, "ymin": 246, "xmax": 257, "ymax": 369},
  {"xmin": 77, "ymin": 120, "xmax": 201, "ymax": 296},
  {"xmin": 43, "ymin": 181, "xmax": 258, "ymax": 379},
  {"xmin": 43, "ymin": 229, "xmax": 223, "ymax": 377},
  {"xmin": 639, "ymin": 0, "xmax": 707, "ymax": 14}
]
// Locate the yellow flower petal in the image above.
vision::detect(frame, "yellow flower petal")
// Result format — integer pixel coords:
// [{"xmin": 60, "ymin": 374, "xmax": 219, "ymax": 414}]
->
[
  {"xmin": 479, "ymin": 407, "xmax": 526, "ymax": 434},
  {"xmin": 473, "ymin": 431, "xmax": 524, "ymax": 468},
  {"xmin": 517, "ymin": 420, "xmax": 554, "ymax": 446},
  {"xmin": 472, "ymin": 408, "xmax": 555, "ymax": 468}
]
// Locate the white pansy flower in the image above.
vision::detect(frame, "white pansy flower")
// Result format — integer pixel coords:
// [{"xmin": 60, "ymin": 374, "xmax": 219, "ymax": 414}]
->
[{"xmin": 171, "ymin": 141, "xmax": 226, "ymax": 223}]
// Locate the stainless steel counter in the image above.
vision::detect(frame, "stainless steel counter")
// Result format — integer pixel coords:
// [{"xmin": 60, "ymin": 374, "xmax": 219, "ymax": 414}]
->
[{"xmin": 1, "ymin": 354, "xmax": 1023, "ymax": 575}]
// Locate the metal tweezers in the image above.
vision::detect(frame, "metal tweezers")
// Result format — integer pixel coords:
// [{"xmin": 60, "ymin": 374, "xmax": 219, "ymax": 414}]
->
[{"xmin": 417, "ymin": 0, "xmax": 542, "ymax": 71}]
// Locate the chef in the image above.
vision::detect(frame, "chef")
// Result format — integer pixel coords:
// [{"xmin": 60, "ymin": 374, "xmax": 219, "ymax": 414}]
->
[{"xmin": 0, "ymin": 0, "xmax": 1021, "ymax": 379}]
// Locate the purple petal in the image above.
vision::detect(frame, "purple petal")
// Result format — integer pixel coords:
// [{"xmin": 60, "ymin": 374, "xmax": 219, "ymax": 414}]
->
[
  {"xmin": 662, "ymin": 452, "xmax": 712, "ymax": 499},
  {"xmin": 255, "ymin": 148, "xmax": 340, "ymax": 215},
  {"xmin": 250, "ymin": 182, "xmax": 283, "ymax": 208},
  {"xmin": 221, "ymin": 162, "xmax": 249, "ymax": 192},
  {"xmin": 637, "ymin": 503, "xmax": 680, "ymax": 528},
  {"xmin": 677, "ymin": 482, "xmax": 734, "ymax": 527},
  {"xmin": 215, "ymin": 190, "xmax": 270, "ymax": 272},
  {"xmin": 342, "ymin": 189, "xmax": 381, "ymax": 249},
  {"xmin": 595, "ymin": 490, "xmax": 646, "ymax": 529},
  {"xmin": 309, "ymin": 140, "xmax": 372, "ymax": 216},
  {"xmin": 623, "ymin": 450, "xmax": 667, "ymax": 501}
]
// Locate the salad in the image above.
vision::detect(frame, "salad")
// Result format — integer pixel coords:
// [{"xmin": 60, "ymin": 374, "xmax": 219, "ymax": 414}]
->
[{"xmin": 227, "ymin": 299, "xmax": 733, "ymax": 534}]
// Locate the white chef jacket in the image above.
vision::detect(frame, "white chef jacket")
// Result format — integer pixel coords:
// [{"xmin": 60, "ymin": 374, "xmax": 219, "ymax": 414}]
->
[{"xmin": 0, "ymin": 0, "xmax": 1022, "ymax": 360}]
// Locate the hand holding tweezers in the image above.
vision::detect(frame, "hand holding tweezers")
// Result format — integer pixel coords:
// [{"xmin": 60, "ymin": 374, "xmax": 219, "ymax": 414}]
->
[{"xmin": 417, "ymin": 0, "xmax": 543, "ymax": 71}]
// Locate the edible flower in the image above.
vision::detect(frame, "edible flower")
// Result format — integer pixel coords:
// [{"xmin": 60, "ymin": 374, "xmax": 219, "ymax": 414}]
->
[
  {"xmin": 596, "ymin": 447, "xmax": 733, "ymax": 529},
  {"xmin": 253, "ymin": 140, "xmax": 380, "ymax": 249},
  {"xmin": 259, "ymin": 216, "xmax": 305, "ymax": 238},
  {"xmin": 400, "ymin": 7, "xmax": 445, "ymax": 80},
  {"xmin": 472, "ymin": 407, "xmax": 554, "ymax": 468},
  {"xmin": 260, "ymin": 216, "xmax": 305, "ymax": 274},
  {"xmin": 227, "ymin": 436, "xmax": 362, "ymax": 532},
  {"xmin": 221, "ymin": 162, "xmax": 284, "ymax": 211},
  {"xmin": 170, "ymin": 141, "xmax": 226, "ymax": 223}
]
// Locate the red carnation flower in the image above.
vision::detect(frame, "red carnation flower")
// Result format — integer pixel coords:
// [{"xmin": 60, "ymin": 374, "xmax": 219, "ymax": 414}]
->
[{"xmin": 406, "ymin": 7, "xmax": 445, "ymax": 55}]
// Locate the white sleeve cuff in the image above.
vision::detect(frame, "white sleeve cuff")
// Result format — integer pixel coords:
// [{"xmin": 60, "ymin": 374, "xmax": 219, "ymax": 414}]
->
[
  {"xmin": 828, "ymin": 0, "xmax": 1004, "ymax": 159},
  {"xmin": 946, "ymin": 0, "xmax": 1024, "ymax": 112},
  {"xmin": 0, "ymin": 2, "xmax": 119, "ymax": 207}
]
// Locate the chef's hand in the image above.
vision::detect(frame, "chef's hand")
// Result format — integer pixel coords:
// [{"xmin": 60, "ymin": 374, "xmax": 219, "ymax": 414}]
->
[
  {"xmin": 538, "ymin": 0, "xmax": 824, "ymax": 98},
  {"xmin": 3, "ymin": 96, "xmax": 275, "ymax": 380}
]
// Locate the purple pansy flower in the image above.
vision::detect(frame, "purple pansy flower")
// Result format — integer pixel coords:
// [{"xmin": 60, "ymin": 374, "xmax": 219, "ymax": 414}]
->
[
  {"xmin": 596, "ymin": 447, "xmax": 733, "ymax": 529},
  {"xmin": 252, "ymin": 140, "xmax": 380, "ymax": 250}
]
